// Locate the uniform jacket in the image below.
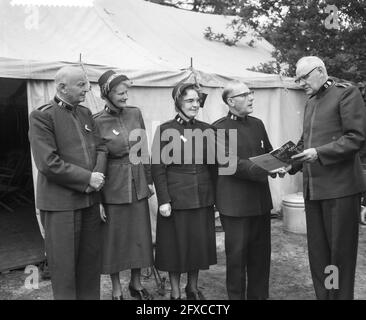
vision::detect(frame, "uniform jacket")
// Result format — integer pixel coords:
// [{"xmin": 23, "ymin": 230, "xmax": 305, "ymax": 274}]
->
[
  {"xmin": 151, "ymin": 114, "xmax": 216, "ymax": 210},
  {"xmin": 93, "ymin": 106, "xmax": 152, "ymax": 204},
  {"xmin": 213, "ymin": 113, "xmax": 273, "ymax": 217},
  {"xmin": 291, "ymin": 80, "xmax": 366, "ymax": 200},
  {"xmin": 358, "ymin": 100, "xmax": 366, "ymax": 164},
  {"xmin": 28, "ymin": 96, "xmax": 108, "ymax": 211}
]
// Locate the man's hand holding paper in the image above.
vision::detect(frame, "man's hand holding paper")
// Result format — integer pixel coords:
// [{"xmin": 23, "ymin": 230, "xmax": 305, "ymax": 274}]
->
[
  {"xmin": 249, "ymin": 141, "xmax": 301, "ymax": 173},
  {"xmin": 268, "ymin": 165, "xmax": 292, "ymax": 178}
]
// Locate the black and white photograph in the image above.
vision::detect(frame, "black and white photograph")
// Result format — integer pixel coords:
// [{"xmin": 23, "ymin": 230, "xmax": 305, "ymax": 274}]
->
[{"xmin": 0, "ymin": 0, "xmax": 365, "ymax": 308}]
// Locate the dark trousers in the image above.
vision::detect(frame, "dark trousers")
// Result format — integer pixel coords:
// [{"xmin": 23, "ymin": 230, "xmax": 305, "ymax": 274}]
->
[
  {"xmin": 220, "ymin": 213, "xmax": 271, "ymax": 300},
  {"xmin": 41, "ymin": 204, "xmax": 101, "ymax": 300},
  {"xmin": 305, "ymin": 194, "xmax": 360, "ymax": 300}
]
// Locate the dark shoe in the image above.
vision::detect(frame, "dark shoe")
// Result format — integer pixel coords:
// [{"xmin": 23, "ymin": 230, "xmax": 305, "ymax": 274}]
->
[
  {"xmin": 112, "ymin": 295, "xmax": 124, "ymax": 300},
  {"xmin": 185, "ymin": 288, "xmax": 205, "ymax": 300},
  {"xmin": 129, "ymin": 284, "xmax": 153, "ymax": 300}
]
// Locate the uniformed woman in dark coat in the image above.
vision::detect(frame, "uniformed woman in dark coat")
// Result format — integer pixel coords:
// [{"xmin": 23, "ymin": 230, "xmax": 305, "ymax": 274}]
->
[
  {"xmin": 94, "ymin": 70, "xmax": 154, "ymax": 300},
  {"xmin": 151, "ymin": 83, "xmax": 217, "ymax": 300}
]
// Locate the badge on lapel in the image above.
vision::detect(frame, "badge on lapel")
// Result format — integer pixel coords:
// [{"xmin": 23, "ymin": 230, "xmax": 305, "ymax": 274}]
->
[
  {"xmin": 261, "ymin": 140, "xmax": 264, "ymax": 149},
  {"xmin": 112, "ymin": 129, "xmax": 120, "ymax": 136}
]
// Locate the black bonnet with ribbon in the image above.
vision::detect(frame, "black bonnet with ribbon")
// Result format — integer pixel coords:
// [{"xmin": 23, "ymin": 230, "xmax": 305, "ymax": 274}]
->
[
  {"xmin": 171, "ymin": 82, "xmax": 207, "ymax": 109},
  {"xmin": 98, "ymin": 70, "xmax": 132, "ymax": 98}
]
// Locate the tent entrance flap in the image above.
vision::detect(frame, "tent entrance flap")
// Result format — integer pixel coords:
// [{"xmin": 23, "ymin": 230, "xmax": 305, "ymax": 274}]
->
[{"xmin": 0, "ymin": 78, "xmax": 44, "ymax": 272}]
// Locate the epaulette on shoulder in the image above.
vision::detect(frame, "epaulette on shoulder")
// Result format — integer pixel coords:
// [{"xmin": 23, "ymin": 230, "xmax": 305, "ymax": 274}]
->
[
  {"xmin": 211, "ymin": 116, "xmax": 227, "ymax": 127},
  {"xmin": 37, "ymin": 103, "xmax": 53, "ymax": 112},
  {"xmin": 335, "ymin": 82, "xmax": 352, "ymax": 88}
]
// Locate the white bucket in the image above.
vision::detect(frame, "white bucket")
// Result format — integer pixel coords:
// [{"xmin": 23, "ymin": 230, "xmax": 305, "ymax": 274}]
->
[{"xmin": 282, "ymin": 192, "xmax": 306, "ymax": 234}]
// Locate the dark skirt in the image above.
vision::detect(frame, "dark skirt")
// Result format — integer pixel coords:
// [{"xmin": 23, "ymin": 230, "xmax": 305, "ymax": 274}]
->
[
  {"xmin": 101, "ymin": 189, "xmax": 154, "ymax": 274},
  {"xmin": 155, "ymin": 206, "xmax": 217, "ymax": 273}
]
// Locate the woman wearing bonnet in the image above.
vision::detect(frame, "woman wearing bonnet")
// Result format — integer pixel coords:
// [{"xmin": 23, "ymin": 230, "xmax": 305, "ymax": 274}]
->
[
  {"xmin": 94, "ymin": 70, "xmax": 154, "ymax": 300},
  {"xmin": 151, "ymin": 83, "xmax": 217, "ymax": 300}
]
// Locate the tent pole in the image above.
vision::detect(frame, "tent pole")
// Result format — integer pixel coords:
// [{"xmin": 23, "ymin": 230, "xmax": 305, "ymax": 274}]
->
[{"xmin": 79, "ymin": 53, "xmax": 99, "ymax": 108}]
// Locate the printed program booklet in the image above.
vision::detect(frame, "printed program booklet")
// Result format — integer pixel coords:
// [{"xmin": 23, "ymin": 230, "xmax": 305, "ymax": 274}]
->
[{"xmin": 249, "ymin": 141, "xmax": 302, "ymax": 172}]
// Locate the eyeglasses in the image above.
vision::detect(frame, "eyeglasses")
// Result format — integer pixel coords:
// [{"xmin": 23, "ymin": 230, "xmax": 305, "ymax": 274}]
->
[
  {"xmin": 295, "ymin": 67, "xmax": 318, "ymax": 84},
  {"xmin": 229, "ymin": 90, "xmax": 254, "ymax": 99}
]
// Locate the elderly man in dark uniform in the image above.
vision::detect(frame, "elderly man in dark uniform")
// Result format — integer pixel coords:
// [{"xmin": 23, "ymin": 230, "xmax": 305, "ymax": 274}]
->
[
  {"xmin": 213, "ymin": 81, "xmax": 278, "ymax": 300},
  {"xmin": 28, "ymin": 66, "xmax": 108, "ymax": 300},
  {"xmin": 290, "ymin": 56, "xmax": 366, "ymax": 300}
]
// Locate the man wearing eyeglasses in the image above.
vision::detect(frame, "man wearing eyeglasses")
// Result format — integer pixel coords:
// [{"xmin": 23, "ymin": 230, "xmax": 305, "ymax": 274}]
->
[
  {"xmin": 213, "ymin": 81, "xmax": 278, "ymax": 300},
  {"xmin": 289, "ymin": 56, "xmax": 366, "ymax": 299}
]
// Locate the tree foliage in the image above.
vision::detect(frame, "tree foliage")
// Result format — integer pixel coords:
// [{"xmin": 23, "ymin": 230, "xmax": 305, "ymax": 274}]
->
[
  {"xmin": 145, "ymin": 0, "xmax": 366, "ymax": 82},
  {"xmin": 146, "ymin": 0, "xmax": 238, "ymax": 14}
]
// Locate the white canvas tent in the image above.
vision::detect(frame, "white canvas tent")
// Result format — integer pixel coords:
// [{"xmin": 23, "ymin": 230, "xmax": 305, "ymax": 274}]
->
[{"xmin": 0, "ymin": 0, "xmax": 305, "ymax": 219}]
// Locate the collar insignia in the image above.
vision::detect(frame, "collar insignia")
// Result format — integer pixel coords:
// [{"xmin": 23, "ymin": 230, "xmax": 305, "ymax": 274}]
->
[
  {"xmin": 175, "ymin": 114, "xmax": 195, "ymax": 125},
  {"xmin": 54, "ymin": 95, "xmax": 75, "ymax": 111},
  {"xmin": 105, "ymin": 106, "xmax": 119, "ymax": 115},
  {"xmin": 316, "ymin": 79, "xmax": 335, "ymax": 96}
]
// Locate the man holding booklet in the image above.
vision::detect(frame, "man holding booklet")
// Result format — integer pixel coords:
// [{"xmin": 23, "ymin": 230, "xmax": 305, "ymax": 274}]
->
[
  {"xmin": 213, "ymin": 80, "xmax": 285, "ymax": 300},
  {"xmin": 288, "ymin": 56, "xmax": 366, "ymax": 300}
]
